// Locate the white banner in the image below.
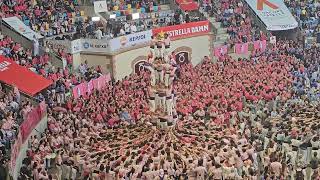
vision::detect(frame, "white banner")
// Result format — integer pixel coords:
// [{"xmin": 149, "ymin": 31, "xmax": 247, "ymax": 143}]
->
[
  {"xmin": 3, "ymin": 17, "xmax": 43, "ymax": 40},
  {"xmin": 71, "ymin": 39, "xmax": 110, "ymax": 53},
  {"xmin": 109, "ymin": 30, "xmax": 152, "ymax": 51},
  {"xmin": 244, "ymin": 0, "xmax": 298, "ymax": 31},
  {"xmin": 46, "ymin": 31, "xmax": 152, "ymax": 54},
  {"xmin": 94, "ymin": 1, "xmax": 108, "ymax": 13}
]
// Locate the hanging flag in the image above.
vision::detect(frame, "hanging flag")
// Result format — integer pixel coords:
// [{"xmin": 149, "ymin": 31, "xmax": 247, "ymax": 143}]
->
[
  {"xmin": 214, "ymin": 45, "xmax": 228, "ymax": 57},
  {"xmin": 253, "ymin": 40, "xmax": 267, "ymax": 52},
  {"xmin": 235, "ymin": 43, "xmax": 249, "ymax": 54}
]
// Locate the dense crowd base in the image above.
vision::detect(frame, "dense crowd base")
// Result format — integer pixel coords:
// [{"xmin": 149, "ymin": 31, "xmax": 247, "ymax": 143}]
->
[{"xmin": 17, "ymin": 39, "xmax": 320, "ymax": 179}]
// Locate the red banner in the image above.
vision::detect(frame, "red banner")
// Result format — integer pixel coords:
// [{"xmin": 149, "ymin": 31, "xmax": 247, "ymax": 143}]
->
[
  {"xmin": 19, "ymin": 101, "xmax": 47, "ymax": 142},
  {"xmin": 152, "ymin": 21, "xmax": 210, "ymax": 40}
]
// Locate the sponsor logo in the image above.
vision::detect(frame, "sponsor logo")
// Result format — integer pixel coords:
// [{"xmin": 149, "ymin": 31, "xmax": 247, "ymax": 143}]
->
[
  {"xmin": 120, "ymin": 36, "xmax": 127, "ymax": 46},
  {"xmin": 82, "ymin": 42, "xmax": 108, "ymax": 49},
  {"xmin": 135, "ymin": 61, "xmax": 148, "ymax": 74},
  {"xmin": 83, "ymin": 42, "xmax": 90, "ymax": 49},
  {"xmin": 120, "ymin": 33, "xmax": 147, "ymax": 47},
  {"xmin": 166, "ymin": 25, "xmax": 209, "ymax": 37},
  {"xmin": 257, "ymin": 0, "xmax": 278, "ymax": 11},
  {"xmin": 129, "ymin": 34, "xmax": 146, "ymax": 43},
  {"xmin": 0, "ymin": 61, "xmax": 11, "ymax": 72}
]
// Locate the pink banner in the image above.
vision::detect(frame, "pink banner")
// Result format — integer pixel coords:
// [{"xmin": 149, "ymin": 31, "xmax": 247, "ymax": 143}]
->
[
  {"xmin": 253, "ymin": 40, "xmax": 267, "ymax": 52},
  {"xmin": 87, "ymin": 80, "xmax": 94, "ymax": 95},
  {"xmin": 235, "ymin": 43, "xmax": 249, "ymax": 54},
  {"xmin": 20, "ymin": 101, "xmax": 47, "ymax": 143},
  {"xmin": 214, "ymin": 45, "xmax": 228, "ymax": 57},
  {"xmin": 72, "ymin": 83, "xmax": 84, "ymax": 99},
  {"xmin": 93, "ymin": 79, "xmax": 100, "ymax": 91},
  {"xmin": 72, "ymin": 73, "xmax": 111, "ymax": 99},
  {"xmin": 9, "ymin": 132, "xmax": 22, "ymax": 174}
]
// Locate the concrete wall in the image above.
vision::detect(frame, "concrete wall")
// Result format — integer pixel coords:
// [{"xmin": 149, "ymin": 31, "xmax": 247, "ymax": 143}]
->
[
  {"xmin": 0, "ymin": 22, "xmax": 33, "ymax": 50},
  {"xmin": 113, "ymin": 34, "xmax": 211, "ymax": 80},
  {"xmin": 80, "ymin": 54, "xmax": 112, "ymax": 73},
  {"xmin": 12, "ymin": 115, "xmax": 48, "ymax": 180}
]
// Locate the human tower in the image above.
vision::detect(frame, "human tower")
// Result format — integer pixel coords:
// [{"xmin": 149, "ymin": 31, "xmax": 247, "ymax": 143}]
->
[{"xmin": 146, "ymin": 33, "xmax": 178, "ymax": 129}]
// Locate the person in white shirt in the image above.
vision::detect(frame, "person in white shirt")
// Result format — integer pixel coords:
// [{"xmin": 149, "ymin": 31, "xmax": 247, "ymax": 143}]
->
[
  {"xmin": 124, "ymin": 22, "xmax": 130, "ymax": 34},
  {"xmin": 119, "ymin": 28, "xmax": 125, "ymax": 36},
  {"xmin": 95, "ymin": 28, "xmax": 103, "ymax": 39},
  {"xmin": 130, "ymin": 23, "xmax": 137, "ymax": 33}
]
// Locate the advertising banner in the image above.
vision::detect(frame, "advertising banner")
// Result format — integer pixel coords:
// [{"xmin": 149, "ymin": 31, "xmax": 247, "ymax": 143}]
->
[
  {"xmin": 0, "ymin": 56, "xmax": 52, "ymax": 96},
  {"xmin": 244, "ymin": 0, "xmax": 298, "ymax": 31},
  {"xmin": 2, "ymin": 17, "xmax": 43, "ymax": 40},
  {"xmin": 109, "ymin": 30, "xmax": 152, "ymax": 51},
  {"xmin": 72, "ymin": 39, "xmax": 110, "ymax": 53},
  {"xmin": 152, "ymin": 21, "xmax": 210, "ymax": 40},
  {"xmin": 94, "ymin": 0, "xmax": 108, "ymax": 13}
]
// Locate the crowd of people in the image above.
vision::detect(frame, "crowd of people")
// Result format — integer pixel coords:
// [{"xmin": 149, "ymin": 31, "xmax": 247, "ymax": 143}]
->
[
  {"xmin": 100, "ymin": 9, "xmax": 204, "ymax": 40},
  {"xmin": 202, "ymin": 0, "xmax": 267, "ymax": 45},
  {"xmin": 0, "ymin": 0, "xmax": 93, "ymax": 38},
  {"xmin": 105, "ymin": 0, "xmax": 164, "ymax": 13},
  {"xmin": 285, "ymin": 0, "xmax": 320, "ymax": 39},
  {"xmin": 15, "ymin": 36, "xmax": 320, "ymax": 179},
  {"xmin": 0, "ymin": 0, "xmax": 320, "ymax": 180}
]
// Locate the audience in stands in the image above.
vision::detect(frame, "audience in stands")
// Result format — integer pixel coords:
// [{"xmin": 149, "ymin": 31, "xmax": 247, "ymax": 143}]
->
[
  {"xmin": 285, "ymin": 0, "xmax": 320, "ymax": 38},
  {"xmin": 1, "ymin": 0, "xmax": 320, "ymax": 179},
  {"xmin": 0, "ymin": 0, "xmax": 101, "ymax": 39},
  {"xmin": 210, "ymin": 0, "xmax": 267, "ymax": 45}
]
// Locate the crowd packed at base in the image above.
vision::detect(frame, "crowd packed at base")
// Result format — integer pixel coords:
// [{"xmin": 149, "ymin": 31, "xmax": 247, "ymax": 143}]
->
[
  {"xmin": 13, "ymin": 36, "xmax": 319, "ymax": 179},
  {"xmin": 0, "ymin": 0, "xmax": 319, "ymax": 180}
]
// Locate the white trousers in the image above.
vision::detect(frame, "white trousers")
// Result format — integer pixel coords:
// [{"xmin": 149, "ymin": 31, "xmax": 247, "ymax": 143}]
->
[
  {"xmin": 157, "ymin": 47, "xmax": 163, "ymax": 58},
  {"xmin": 166, "ymin": 98, "xmax": 173, "ymax": 116},
  {"xmin": 155, "ymin": 94, "xmax": 160, "ymax": 110},
  {"xmin": 159, "ymin": 70, "xmax": 164, "ymax": 83},
  {"xmin": 149, "ymin": 99, "xmax": 155, "ymax": 112},
  {"xmin": 160, "ymin": 96, "xmax": 166, "ymax": 110},
  {"xmin": 164, "ymin": 73, "xmax": 170, "ymax": 87}
]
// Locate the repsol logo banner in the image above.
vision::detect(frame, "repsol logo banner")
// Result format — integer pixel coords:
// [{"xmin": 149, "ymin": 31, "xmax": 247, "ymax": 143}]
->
[{"xmin": 110, "ymin": 30, "xmax": 152, "ymax": 51}]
